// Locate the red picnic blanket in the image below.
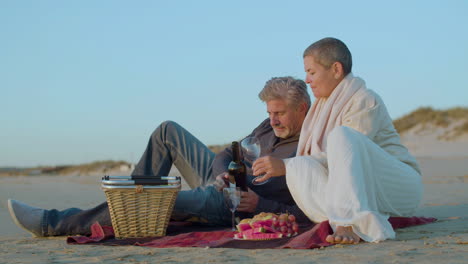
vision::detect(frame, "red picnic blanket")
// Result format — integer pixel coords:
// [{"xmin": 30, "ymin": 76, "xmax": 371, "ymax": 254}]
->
[{"xmin": 67, "ymin": 216, "xmax": 436, "ymax": 249}]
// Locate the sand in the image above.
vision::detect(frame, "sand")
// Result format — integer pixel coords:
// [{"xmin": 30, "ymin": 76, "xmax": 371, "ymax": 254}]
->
[{"xmin": 1, "ymin": 155, "xmax": 467, "ymax": 263}]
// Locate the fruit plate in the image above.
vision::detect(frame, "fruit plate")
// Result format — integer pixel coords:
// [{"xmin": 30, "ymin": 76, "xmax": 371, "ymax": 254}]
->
[
  {"xmin": 233, "ymin": 232, "xmax": 290, "ymax": 241},
  {"xmin": 233, "ymin": 237, "xmax": 283, "ymax": 241}
]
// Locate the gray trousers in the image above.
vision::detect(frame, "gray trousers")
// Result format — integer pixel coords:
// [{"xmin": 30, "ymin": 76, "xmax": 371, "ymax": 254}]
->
[{"xmin": 43, "ymin": 121, "xmax": 231, "ymax": 236}]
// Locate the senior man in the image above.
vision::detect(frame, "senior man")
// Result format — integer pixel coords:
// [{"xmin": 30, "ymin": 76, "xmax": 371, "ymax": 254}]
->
[{"xmin": 8, "ymin": 76, "xmax": 311, "ymax": 236}]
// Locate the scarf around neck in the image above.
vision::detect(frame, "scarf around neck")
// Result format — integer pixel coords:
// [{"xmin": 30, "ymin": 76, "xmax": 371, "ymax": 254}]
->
[{"xmin": 297, "ymin": 73, "xmax": 366, "ymax": 156}]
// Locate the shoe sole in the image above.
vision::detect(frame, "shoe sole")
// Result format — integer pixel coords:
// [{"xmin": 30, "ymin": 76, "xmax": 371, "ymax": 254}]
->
[{"xmin": 7, "ymin": 199, "xmax": 40, "ymax": 237}]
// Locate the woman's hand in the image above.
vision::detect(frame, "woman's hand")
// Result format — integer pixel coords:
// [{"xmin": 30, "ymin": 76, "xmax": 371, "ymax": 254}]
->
[{"xmin": 252, "ymin": 156, "xmax": 286, "ymax": 183}]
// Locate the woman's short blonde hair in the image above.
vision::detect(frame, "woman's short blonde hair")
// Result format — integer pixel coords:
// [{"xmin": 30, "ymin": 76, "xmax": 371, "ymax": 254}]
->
[
  {"xmin": 258, "ymin": 76, "xmax": 311, "ymax": 109},
  {"xmin": 303, "ymin": 37, "xmax": 352, "ymax": 75}
]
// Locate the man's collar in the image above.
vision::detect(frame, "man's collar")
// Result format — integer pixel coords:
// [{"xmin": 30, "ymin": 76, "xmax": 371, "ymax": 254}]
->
[{"xmin": 277, "ymin": 134, "xmax": 300, "ymax": 144}]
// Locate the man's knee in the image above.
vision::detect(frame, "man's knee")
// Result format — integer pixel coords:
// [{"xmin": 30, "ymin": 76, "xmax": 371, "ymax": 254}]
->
[{"xmin": 152, "ymin": 120, "xmax": 182, "ymax": 140}]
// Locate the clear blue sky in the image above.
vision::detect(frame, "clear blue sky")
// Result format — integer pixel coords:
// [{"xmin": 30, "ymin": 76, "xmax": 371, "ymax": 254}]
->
[{"xmin": 1, "ymin": 0, "xmax": 467, "ymax": 167}]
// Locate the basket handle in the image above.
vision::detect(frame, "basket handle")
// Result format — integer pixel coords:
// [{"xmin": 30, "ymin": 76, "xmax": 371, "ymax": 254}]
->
[{"xmin": 133, "ymin": 179, "xmax": 169, "ymax": 185}]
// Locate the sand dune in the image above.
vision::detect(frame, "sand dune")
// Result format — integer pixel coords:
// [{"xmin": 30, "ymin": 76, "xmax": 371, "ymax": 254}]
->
[{"xmin": 400, "ymin": 121, "xmax": 468, "ymax": 158}]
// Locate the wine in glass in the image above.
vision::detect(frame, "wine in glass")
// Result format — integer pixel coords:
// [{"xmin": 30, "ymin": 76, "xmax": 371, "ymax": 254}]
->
[
  {"xmin": 223, "ymin": 187, "xmax": 241, "ymax": 231},
  {"xmin": 240, "ymin": 136, "xmax": 270, "ymax": 185}
]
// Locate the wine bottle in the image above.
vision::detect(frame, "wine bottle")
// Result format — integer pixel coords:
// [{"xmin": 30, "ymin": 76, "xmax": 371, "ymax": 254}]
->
[{"xmin": 228, "ymin": 141, "xmax": 248, "ymax": 191}]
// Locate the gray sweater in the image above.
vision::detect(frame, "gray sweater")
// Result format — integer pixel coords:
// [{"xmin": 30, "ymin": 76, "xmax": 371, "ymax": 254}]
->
[{"xmin": 212, "ymin": 118, "xmax": 310, "ymax": 223}]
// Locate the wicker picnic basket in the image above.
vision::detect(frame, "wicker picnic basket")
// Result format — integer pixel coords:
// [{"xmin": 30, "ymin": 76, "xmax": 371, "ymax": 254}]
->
[{"xmin": 101, "ymin": 175, "xmax": 181, "ymax": 239}]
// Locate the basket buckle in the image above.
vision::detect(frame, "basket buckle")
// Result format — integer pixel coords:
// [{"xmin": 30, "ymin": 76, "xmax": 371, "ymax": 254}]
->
[{"xmin": 135, "ymin": 185, "xmax": 144, "ymax": 193}]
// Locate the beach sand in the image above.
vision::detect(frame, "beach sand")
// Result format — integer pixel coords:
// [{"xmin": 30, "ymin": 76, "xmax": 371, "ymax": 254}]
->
[{"xmin": 1, "ymin": 156, "xmax": 467, "ymax": 263}]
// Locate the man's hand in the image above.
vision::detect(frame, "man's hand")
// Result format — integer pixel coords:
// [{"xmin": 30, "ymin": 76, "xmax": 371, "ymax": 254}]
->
[
  {"xmin": 237, "ymin": 188, "xmax": 259, "ymax": 213},
  {"xmin": 213, "ymin": 172, "xmax": 230, "ymax": 192},
  {"xmin": 252, "ymin": 156, "xmax": 286, "ymax": 183}
]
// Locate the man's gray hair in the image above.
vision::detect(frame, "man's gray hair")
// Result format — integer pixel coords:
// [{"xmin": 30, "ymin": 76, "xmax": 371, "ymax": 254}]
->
[
  {"xmin": 259, "ymin": 76, "xmax": 311, "ymax": 109},
  {"xmin": 303, "ymin": 37, "xmax": 352, "ymax": 75}
]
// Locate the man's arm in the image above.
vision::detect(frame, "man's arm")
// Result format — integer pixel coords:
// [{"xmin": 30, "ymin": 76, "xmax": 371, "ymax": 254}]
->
[
  {"xmin": 211, "ymin": 147, "xmax": 232, "ymax": 177},
  {"xmin": 212, "ymin": 118, "xmax": 310, "ymax": 223},
  {"xmin": 211, "ymin": 118, "xmax": 271, "ymax": 177}
]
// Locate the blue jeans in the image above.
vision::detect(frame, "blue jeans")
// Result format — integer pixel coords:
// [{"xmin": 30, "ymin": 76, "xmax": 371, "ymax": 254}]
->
[{"xmin": 43, "ymin": 121, "xmax": 231, "ymax": 236}]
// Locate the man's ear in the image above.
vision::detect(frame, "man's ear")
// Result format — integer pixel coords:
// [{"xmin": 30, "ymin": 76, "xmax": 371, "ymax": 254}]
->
[{"xmin": 298, "ymin": 102, "xmax": 308, "ymax": 114}]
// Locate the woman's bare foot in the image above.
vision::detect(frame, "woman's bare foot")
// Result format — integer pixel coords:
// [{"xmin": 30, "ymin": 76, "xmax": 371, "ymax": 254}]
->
[{"xmin": 326, "ymin": 226, "xmax": 361, "ymax": 244}]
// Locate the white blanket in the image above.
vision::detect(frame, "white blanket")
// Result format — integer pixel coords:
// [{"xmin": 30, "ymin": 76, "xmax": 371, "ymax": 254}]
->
[{"xmin": 297, "ymin": 73, "xmax": 364, "ymax": 156}]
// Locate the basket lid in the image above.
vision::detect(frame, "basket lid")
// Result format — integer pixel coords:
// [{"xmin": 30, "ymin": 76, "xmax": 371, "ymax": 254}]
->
[{"xmin": 101, "ymin": 175, "xmax": 181, "ymax": 189}]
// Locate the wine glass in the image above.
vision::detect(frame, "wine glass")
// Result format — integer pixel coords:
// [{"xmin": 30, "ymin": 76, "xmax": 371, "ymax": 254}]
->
[
  {"xmin": 223, "ymin": 187, "xmax": 241, "ymax": 231},
  {"xmin": 240, "ymin": 136, "xmax": 270, "ymax": 185}
]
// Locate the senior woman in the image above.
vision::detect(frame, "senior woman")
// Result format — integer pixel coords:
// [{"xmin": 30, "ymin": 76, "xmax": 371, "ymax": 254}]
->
[{"xmin": 253, "ymin": 37, "xmax": 422, "ymax": 244}]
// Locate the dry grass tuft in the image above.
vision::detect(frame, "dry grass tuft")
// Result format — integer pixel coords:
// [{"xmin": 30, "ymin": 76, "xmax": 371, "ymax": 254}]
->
[
  {"xmin": 393, "ymin": 107, "xmax": 468, "ymax": 137},
  {"xmin": 0, "ymin": 160, "xmax": 132, "ymax": 176}
]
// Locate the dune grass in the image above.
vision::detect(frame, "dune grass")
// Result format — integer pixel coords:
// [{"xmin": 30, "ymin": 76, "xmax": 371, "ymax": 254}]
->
[
  {"xmin": 0, "ymin": 160, "xmax": 131, "ymax": 176},
  {"xmin": 393, "ymin": 107, "xmax": 468, "ymax": 137},
  {"xmin": 53, "ymin": 160, "xmax": 131, "ymax": 175}
]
